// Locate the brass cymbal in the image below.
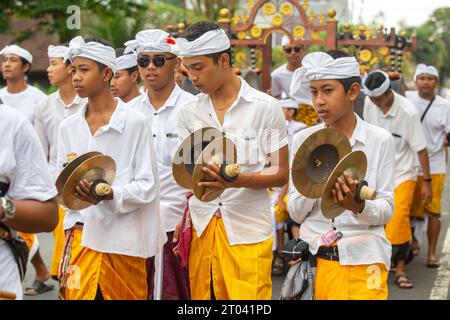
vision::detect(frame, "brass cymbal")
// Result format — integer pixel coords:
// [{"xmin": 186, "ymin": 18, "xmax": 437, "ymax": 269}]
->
[
  {"xmin": 172, "ymin": 127, "xmax": 222, "ymax": 190},
  {"xmin": 321, "ymin": 150, "xmax": 367, "ymax": 219},
  {"xmin": 61, "ymin": 154, "xmax": 116, "ymax": 211},
  {"xmin": 192, "ymin": 136, "xmax": 237, "ymax": 202},
  {"xmin": 291, "ymin": 128, "xmax": 351, "ymax": 199},
  {"xmin": 56, "ymin": 151, "xmax": 102, "ymax": 195}
]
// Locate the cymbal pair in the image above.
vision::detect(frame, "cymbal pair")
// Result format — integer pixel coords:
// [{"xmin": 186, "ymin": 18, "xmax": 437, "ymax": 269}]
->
[{"xmin": 292, "ymin": 128, "xmax": 376, "ymax": 219}]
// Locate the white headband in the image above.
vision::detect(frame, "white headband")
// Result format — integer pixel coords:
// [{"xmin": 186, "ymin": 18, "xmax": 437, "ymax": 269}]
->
[
  {"xmin": 414, "ymin": 64, "xmax": 439, "ymax": 81},
  {"xmin": 281, "ymin": 35, "xmax": 290, "ymax": 47},
  {"xmin": 279, "ymin": 98, "xmax": 298, "ymax": 109},
  {"xmin": 124, "ymin": 29, "xmax": 178, "ymax": 55},
  {"xmin": 0, "ymin": 45, "xmax": 33, "ymax": 64},
  {"xmin": 363, "ymin": 70, "xmax": 390, "ymax": 97},
  {"xmin": 48, "ymin": 45, "xmax": 69, "ymax": 60},
  {"xmin": 290, "ymin": 52, "xmax": 360, "ymax": 104},
  {"xmin": 66, "ymin": 36, "xmax": 117, "ymax": 72},
  {"xmin": 116, "ymin": 52, "xmax": 137, "ymax": 70},
  {"xmin": 176, "ymin": 29, "xmax": 230, "ymax": 57}
]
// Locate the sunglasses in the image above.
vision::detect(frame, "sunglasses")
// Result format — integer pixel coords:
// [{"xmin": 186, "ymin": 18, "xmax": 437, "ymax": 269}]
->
[
  {"xmin": 284, "ymin": 47, "xmax": 302, "ymax": 54},
  {"xmin": 137, "ymin": 56, "xmax": 176, "ymax": 68}
]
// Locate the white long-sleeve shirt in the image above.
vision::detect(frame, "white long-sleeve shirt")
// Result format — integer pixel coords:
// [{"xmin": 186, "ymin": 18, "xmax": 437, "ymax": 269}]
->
[
  {"xmin": 57, "ymin": 99, "xmax": 167, "ymax": 258},
  {"xmin": 288, "ymin": 114, "xmax": 395, "ymax": 270},
  {"xmin": 0, "ymin": 85, "xmax": 46, "ymax": 124}
]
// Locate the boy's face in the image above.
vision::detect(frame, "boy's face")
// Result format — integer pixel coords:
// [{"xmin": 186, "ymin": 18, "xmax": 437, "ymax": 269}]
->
[
  {"xmin": 47, "ymin": 57, "xmax": 71, "ymax": 86},
  {"xmin": 137, "ymin": 51, "xmax": 180, "ymax": 91},
  {"xmin": 110, "ymin": 69, "xmax": 137, "ymax": 98},
  {"xmin": 71, "ymin": 56, "xmax": 112, "ymax": 98},
  {"xmin": 282, "ymin": 107, "xmax": 295, "ymax": 120},
  {"xmin": 182, "ymin": 54, "xmax": 228, "ymax": 94},
  {"xmin": 1, "ymin": 54, "xmax": 28, "ymax": 80},
  {"xmin": 309, "ymin": 79, "xmax": 360, "ymax": 125},
  {"xmin": 416, "ymin": 74, "xmax": 437, "ymax": 97}
]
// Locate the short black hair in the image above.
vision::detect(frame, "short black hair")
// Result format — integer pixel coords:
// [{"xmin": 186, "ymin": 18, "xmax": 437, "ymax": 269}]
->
[
  {"xmin": 19, "ymin": 57, "xmax": 32, "ymax": 75},
  {"xmin": 326, "ymin": 50, "xmax": 361, "ymax": 92},
  {"xmin": 115, "ymin": 47, "xmax": 138, "ymax": 74},
  {"xmin": 364, "ymin": 71, "xmax": 390, "ymax": 96},
  {"xmin": 181, "ymin": 21, "xmax": 232, "ymax": 67}
]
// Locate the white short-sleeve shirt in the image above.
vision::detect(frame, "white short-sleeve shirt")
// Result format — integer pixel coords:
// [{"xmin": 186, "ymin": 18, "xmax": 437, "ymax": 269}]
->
[
  {"xmin": 0, "ymin": 104, "xmax": 57, "ymax": 299},
  {"xmin": 57, "ymin": 99, "xmax": 167, "ymax": 257},
  {"xmin": 405, "ymin": 91, "xmax": 450, "ymax": 175},
  {"xmin": 364, "ymin": 92, "xmax": 427, "ymax": 188},
  {"xmin": 0, "ymin": 85, "xmax": 47, "ymax": 124},
  {"xmin": 271, "ymin": 64, "xmax": 294, "ymax": 98},
  {"xmin": 127, "ymin": 85, "xmax": 194, "ymax": 232},
  {"xmin": 176, "ymin": 78, "xmax": 288, "ymax": 245},
  {"xmin": 288, "ymin": 115, "xmax": 395, "ymax": 270},
  {"xmin": 34, "ymin": 90, "xmax": 87, "ymax": 179}
]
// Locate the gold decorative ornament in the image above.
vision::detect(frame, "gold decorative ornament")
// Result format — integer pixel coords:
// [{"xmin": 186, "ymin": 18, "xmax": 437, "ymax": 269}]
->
[
  {"xmin": 242, "ymin": 9, "xmax": 248, "ymax": 24},
  {"xmin": 218, "ymin": 8, "xmax": 230, "ymax": 23},
  {"xmin": 358, "ymin": 49, "xmax": 372, "ymax": 63},
  {"xmin": 293, "ymin": 25, "xmax": 306, "ymax": 38},
  {"xmin": 235, "ymin": 52, "xmax": 247, "ymax": 63},
  {"xmin": 281, "ymin": 3, "xmax": 293, "ymax": 16},
  {"xmin": 263, "ymin": 2, "xmax": 276, "ymax": 15},
  {"xmin": 309, "ymin": 8, "xmax": 315, "ymax": 23},
  {"xmin": 272, "ymin": 13, "xmax": 284, "ymax": 27},
  {"xmin": 302, "ymin": 0, "xmax": 309, "ymax": 11},
  {"xmin": 311, "ymin": 31, "xmax": 320, "ymax": 40},
  {"xmin": 178, "ymin": 23, "xmax": 185, "ymax": 33},
  {"xmin": 318, "ymin": 11, "xmax": 325, "ymax": 25},
  {"xmin": 232, "ymin": 11, "xmax": 240, "ymax": 25},
  {"xmin": 237, "ymin": 31, "xmax": 247, "ymax": 40},
  {"xmin": 379, "ymin": 47, "xmax": 389, "ymax": 56},
  {"xmin": 327, "ymin": 8, "xmax": 336, "ymax": 21},
  {"xmin": 250, "ymin": 25, "xmax": 262, "ymax": 38}
]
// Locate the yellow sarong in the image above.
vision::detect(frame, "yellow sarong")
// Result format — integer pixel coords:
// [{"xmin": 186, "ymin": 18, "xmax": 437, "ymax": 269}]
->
[
  {"xmin": 386, "ymin": 180, "xmax": 416, "ymax": 245},
  {"xmin": 189, "ymin": 215, "xmax": 273, "ymax": 300},
  {"xmin": 60, "ymin": 228, "xmax": 148, "ymax": 300},
  {"xmin": 274, "ymin": 194, "xmax": 289, "ymax": 225},
  {"xmin": 50, "ymin": 206, "xmax": 66, "ymax": 278},
  {"xmin": 17, "ymin": 232, "xmax": 38, "ymax": 260},
  {"xmin": 411, "ymin": 174, "xmax": 445, "ymax": 218},
  {"xmin": 314, "ymin": 257, "xmax": 388, "ymax": 300}
]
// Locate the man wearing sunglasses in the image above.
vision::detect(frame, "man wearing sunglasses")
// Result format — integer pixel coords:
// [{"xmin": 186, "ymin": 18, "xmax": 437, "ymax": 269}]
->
[
  {"xmin": 125, "ymin": 29, "xmax": 193, "ymax": 300},
  {"xmin": 271, "ymin": 36, "xmax": 303, "ymax": 99}
]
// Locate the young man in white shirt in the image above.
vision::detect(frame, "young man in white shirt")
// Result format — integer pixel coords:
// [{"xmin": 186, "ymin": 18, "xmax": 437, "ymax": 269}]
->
[
  {"xmin": 32, "ymin": 44, "xmax": 87, "ymax": 287},
  {"xmin": 174, "ymin": 21, "xmax": 289, "ymax": 300},
  {"xmin": 406, "ymin": 64, "xmax": 450, "ymax": 269},
  {"xmin": 363, "ymin": 70, "xmax": 431, "ymax": 289},
  {"xmin": 288, "ymin": 51, "xmax": 395, "ymax": 300},
  {"xmin": 270, "ymin": 36, "xmax": 303, "ymax": 99},
  {"xmin": 0, "ymin": 45, "xmax": 47, "ymax": 124},
  {"xmin": 125, "ymin": 29, "xmax": 193, "ymax": 299},
  {"xmin": 0, "ymin": 44, "xmax": 54, "ymax": 296},
  {"xmin": 110, "ymin": 48, "xmax": 141, "ymax": 103},
  {"xmin": 57, "ymin": 36, "xmax": 166, "ymax": 300},
  {"xmin": 0, "ymin": 103, "xmax": 58, "ymax": 300}
]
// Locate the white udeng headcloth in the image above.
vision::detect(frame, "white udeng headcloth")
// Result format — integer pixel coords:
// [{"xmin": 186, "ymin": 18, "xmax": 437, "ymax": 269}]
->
[
  {"xmin": 176, "ymin": 29, "xmax": 230, "ymax": 57},
  {"xmin": 124, "ymin": 29, "xmax": 178, "ymax": 55},
  {"xmin": 414, "ymin": 63, "xmax": 439, "ymax": 81},
  {"xmin": 0, "ymin": 45, "xmax": 33, "ymax": 63},
  {"xmin": 116, "ymin": 52, "xmax": 137, "ymax": 70},
  {"xmin": 363, "ymin": 70, "xmax": 390, "ymax": 97},
  {"xmin": 279, "ymin": 98, "xmax": 298, "ymax": 109},
  {"xmin": 66, "ymin": 36, "xmax": 117, "ymax": 72},
  {"xmin": 281, "ymin": 35, "xmax": 290, "ymax": 47},
  {"xmin": 48, "ymin": 45, "xmax": 69, "ymax": 60},
  {"xmin": 290, "ymin": 52, "xmax": 360, "ymax": 104}
]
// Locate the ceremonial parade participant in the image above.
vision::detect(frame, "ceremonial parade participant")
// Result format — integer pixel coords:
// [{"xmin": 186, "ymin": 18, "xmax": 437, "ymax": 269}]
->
[
  {"xmin": 363, "ymin": 70, "xmax": 431, "ymax": 289},
  {"xmin": 110, "ymin": 48, "xmax": 141, "ymax": 103},
  {"xmin": 0, "ymin": 44, "xmax": 54, "ymax": 296},
  {"xmin": 288, "ymin": 51, "xmax": 395, "ymax": 300},
  {"xmin": 0, "ymin": 45, "xmax": 47, "ymax": 124},
  {"xmin": 271, "ymin": 98, "xmax": 307, "ymax": 275},
  {"xmin": 271, "ymin": 36, "xmax": 303, "ymax": 99},
  {"xmin": 32, "ymin": 44, "xmax": 87, "ymax": 285},
  {"xmin": 0, "ymin": 103, "xmax": 58, "ymax": 300},
  {"xmin": 125, "ymin": 29, "xmax": 193, "ymax": 299},
  {"xmin": 57, "ymin": 36, "xmax": 166, "ymax": 300},
  {"xmin": 174, "ymin": 21, "xmax": 289, "ymax": 300},
  {"xmin": 406, "ymin": 64, "xmax": 450, "ymax": 269}
]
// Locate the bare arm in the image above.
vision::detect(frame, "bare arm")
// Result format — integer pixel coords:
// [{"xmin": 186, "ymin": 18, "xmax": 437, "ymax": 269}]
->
[
  {"xmin": 418, "ymin": 148, "xmax": 432, "ymax": 204},
  {"xmin": 1, "ymin": 198, "xmax": 58, "ymax": 233}
]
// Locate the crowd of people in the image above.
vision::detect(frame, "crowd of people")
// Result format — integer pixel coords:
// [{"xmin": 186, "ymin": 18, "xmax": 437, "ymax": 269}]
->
[{"xmin": 0, "ymin": 19, "xmax": 449, "ymax": 300}]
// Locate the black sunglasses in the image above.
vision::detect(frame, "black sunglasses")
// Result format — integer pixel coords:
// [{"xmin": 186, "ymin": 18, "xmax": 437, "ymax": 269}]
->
[
  {"xmin": 284, "ymin": 47, "xmax": 302, "ymax": 54},
  {"xmin": 137, "ymin": 56, "xmax": 176, "ymax": 68}
]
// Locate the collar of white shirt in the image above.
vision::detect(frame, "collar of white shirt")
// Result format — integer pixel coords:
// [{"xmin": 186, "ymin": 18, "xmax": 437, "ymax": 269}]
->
[
  {"xmin": 347, "ymin": 114, "xmax": 367, "ymax": 147},
  {"xmin": 144, "ymin": 83, "xmax": 183, "ymax": 112},
  {"xmin": 56, "ymin": 90, "xmax": 83, "ymax": 108},
  {"xmin": 80, "ymin": 99, "xmax": 127, "ymax": 134}
]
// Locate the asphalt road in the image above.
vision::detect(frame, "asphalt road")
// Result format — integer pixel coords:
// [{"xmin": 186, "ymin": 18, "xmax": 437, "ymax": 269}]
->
[{"xmin": 23, "ymin": 164, "xmax": 450, "ymax": 300}]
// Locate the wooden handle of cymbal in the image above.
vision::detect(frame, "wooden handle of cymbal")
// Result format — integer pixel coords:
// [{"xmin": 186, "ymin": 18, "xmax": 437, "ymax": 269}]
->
[
  {"xmin": 94, "ymin": 183, "xmax": 111, "ymax": 196},
  {"xmin": 359, "ymin": 185, "xmax": 377, "ymax": 200},
  {"xmin": 0, "ymin": 290, "xmax": 16, "ymax": 300},
  {"xmin": 224, "ymin": 164, "xmax": 240, "ymax": 177},
  {"xmin": 66, "ymin": 152, "xmax": 78, "ymax": 163}
]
